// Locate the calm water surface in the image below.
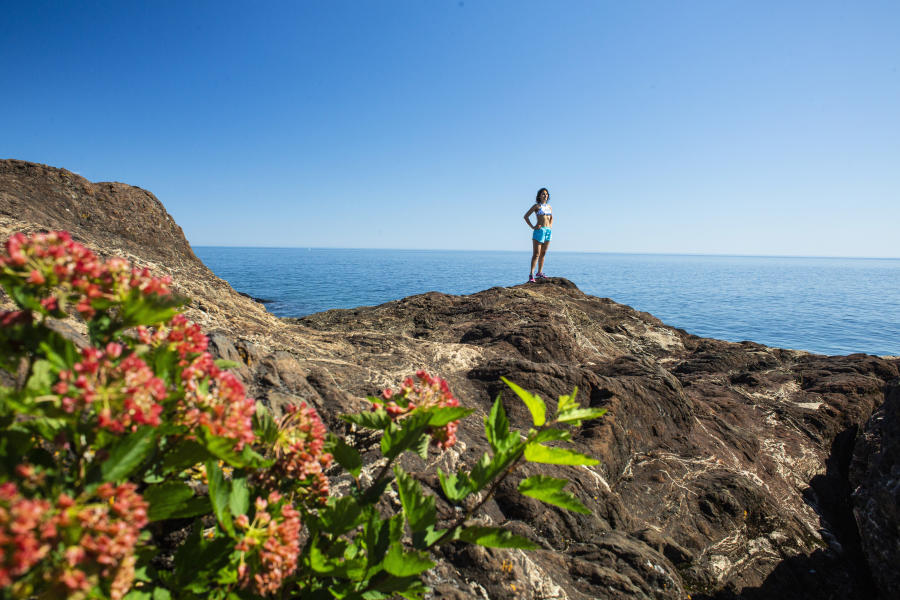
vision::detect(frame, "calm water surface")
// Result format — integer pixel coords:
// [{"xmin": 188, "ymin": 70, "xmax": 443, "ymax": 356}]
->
[{"xmin": 194, "ymin": 247, "xmax": 900, "ymax": 357}]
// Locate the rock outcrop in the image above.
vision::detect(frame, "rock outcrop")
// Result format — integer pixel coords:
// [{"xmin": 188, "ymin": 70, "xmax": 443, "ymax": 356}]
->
[
  {"xmin": 2, "ymin": 159, "xmax": 898, "ymax": 599},
  {"xmin": 850, "ymin": 382, "xmax": 900, "ymax": 599}
]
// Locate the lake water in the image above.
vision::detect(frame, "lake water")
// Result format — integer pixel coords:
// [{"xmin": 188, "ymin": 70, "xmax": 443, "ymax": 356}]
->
[{"xmin": 194, "ymin": 247, "xmax": 900, "ymax": 357}]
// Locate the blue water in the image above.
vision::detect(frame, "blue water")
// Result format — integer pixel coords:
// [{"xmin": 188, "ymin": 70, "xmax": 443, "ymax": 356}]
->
[{"xmin": 194, "ymin": 247, "xmax": 900, "ymax": 357}]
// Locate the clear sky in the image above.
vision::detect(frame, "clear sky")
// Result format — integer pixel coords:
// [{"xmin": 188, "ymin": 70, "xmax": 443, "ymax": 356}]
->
[{"xmin": 2, "ymin": 1, "xmax": 898, "ymax": 257}]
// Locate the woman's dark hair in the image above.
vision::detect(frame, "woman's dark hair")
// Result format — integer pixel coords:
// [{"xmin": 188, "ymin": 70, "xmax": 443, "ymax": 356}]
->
[{"xmin": 536, "ymin": 187, "xmax": 550, "ymax": 203}]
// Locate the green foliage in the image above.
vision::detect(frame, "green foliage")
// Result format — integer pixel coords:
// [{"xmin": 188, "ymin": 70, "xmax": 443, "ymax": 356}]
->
[
  {"xmin": 518, "ymin": 475, "xmax": 590, "ymax": 514},
  {"xmin": 0, "ymin": 230, "xmax": 608, "ymax": 599}
]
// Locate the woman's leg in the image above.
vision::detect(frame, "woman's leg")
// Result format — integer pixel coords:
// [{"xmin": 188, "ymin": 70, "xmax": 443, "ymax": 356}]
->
[
  {"xmin": 530, "ymin": 239, "xmax": 540, "ymax": 278},
  {"xmin": 537, "ymin": 241, "xmax": 550, "ymax": 274}
]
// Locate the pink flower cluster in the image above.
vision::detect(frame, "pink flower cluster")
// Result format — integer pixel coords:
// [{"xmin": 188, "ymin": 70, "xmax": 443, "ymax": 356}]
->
[
  {"xmin": 137, "ymin": 313, "xmax": 208, "ymax": 358},
  {"xmin": 0, "ymin": 231, "xmax": 171, "ymax": 318},
  {"xmin": 375, "ymin": 371, "xmax": 461, "ymax": 449},
  {"xmin": 178, "ymin": 353, "xmax": 256, "ymax": 450},
  {"xmin": 0, "ymin": 481, "xmax": 147, "ymax": 599},
  {"xmin": 258, "ymin": 402, "xmax": 333, "ymax": 505},
  {"xmin": 54, "ymin": 343, "xmax": 166, "ymax": 433},
  {"xmin": 234, "ymin": 492, "xmax": 301, "ymax": 596},
  {"xmin": 0, "ymin": 482, "xmax": 53, "ymax": 587},
  {"xmin": 57, "ymin": 483, "xmax": 148, "ymax": 598}
]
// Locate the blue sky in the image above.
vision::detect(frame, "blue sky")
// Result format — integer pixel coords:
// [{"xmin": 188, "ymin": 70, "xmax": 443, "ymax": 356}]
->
[{"xmin": 2, "ymin": 1, "xmax": 898, "ymax": 257}]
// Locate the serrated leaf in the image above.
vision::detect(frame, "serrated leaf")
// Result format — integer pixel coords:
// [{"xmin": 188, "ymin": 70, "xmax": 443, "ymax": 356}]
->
[
  {"xmin": 321, "ymin": 496, "xmax": 364, "ymax": 534},
  {"xmin": 518, "ymin": 475, "xmax": 591, "ymax": 514},
  {"xmin": 523, "ymin": 443, "xmax": 599, "ymax": 466},
  {"xmin": 557, "ymin": 407, "xmax": 607, "ymax": 425},
  {"xmin": 383, "ymin": 543, "xmax": 434, "ymax": 577},
  {"xmin": 342, "ymin": 408, "xmax": 392, "ymax": 430},
  {"xmin": 458, "ymin": 526, "xmax": 539, "ymax": 549},
  {"xmin": 328, "ymin": 434, "xmax": 362, "ymax": 478},
  {"xmin": 531, "ymin": 428, "xmax": 571, "ymax": 444},
  {"xmin": 426, "ymin": 406, "xmax": 472, "ymax": 427},
  {"xmin": 394, "ymin": 466, "xmax": 436, "ymax": 533},
  {"xmin": 415, "ymin": 434, "xmax": 430, "ymax": 461},
  {"xmin": 101, "ymin": 427, "xmax": 157, "ymax": 482},
  {"xmin": 381, "ymin": 411, "xmax": 431, "ymax": 460},
  {"xmin": 437, "ymin": 468, "xmax": 471, "ymax": 503},
  {"xmin": 206, "ymin": 460, "xmax": 233, "ymax": 535},
  {"xmin": 501, "ymin": 377, "xmax": 545, "ymax": 427},
  {"xmin": 555, "ymin": 387, "xmax": 579, "ymax": 417},
  {"xmin": 485, "ymin": 396, "xmax": 517, "ymax": 454}
]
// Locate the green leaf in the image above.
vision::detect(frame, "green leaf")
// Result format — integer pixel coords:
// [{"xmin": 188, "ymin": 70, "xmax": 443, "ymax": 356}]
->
[
  {"xmin": 530, "ymin": 428, "xmax": 571, "ymax": 444},
  {"xmin": 25, "ymin": 360, "xmax": 55, "ymax": 395},
  {"xmin": 206, "ymin": 460, "xmax": 233, "ymax": 535},
  {"xmin": 485, "ymin": 396, "xmax": 517, "ymax": 453},
  {"xmin": 7, "ymin": 284, "xmax": 45, "ymax": 313},
  {"xmin": 501, "ymin": 377, "xmax": 545, "ymax": 427},
  {"xmin": 213, "ymin": 359, "xmax": 241, "ymax": 369},
  {"xmin": 327, "ymin": 434, "xmax": 362, "ymax": 478},
  {"xmin": 342, "ymin": 408, "xmax": 392, "ymax": 430},
  {"xmin": 151, "ymin": 349, "xmax": 180, "ymax": 385},
  {"xmin": 321, "ymin": 496, "xmax": 364, "ymax": 534},
  {"xmin": 556, "ymin": 407, "xmax": 607, "ymax": 425},
  {"xmin": 119, "ymin": 291, "xmax": 183, "ymax": 328},
  {"xmin": 457, "ymin": 526, "xmax": 539, "ymax": 549},
  {"xmin": 228, "ymin": 476, "xmax": 250, "ymax": 517},
  {"xmin": 470, "ymin": 446, "xmax": 523, "ymax": 491},
  {"xmin": 523, "ymin": 443, "xmax": 599, "ymax": 466},
  {"xmin": 201, "ymin": 431, "xmax": 267, "ymax": 468},
  {"xmin": 393, "ymin": 466, "xmax": 436, "ymax": 533},
  {"xmin": 101, "ymin": 427, "xmax": 157, "ymax": 482},
  {"xmin": 426, "ymin": 406, "xmax": 473, "ymax": 427},
  {"xmin": 383, "ymin": 543, "xmax": 434, "ymax": 577},
  {"xmin": 415, "ymin": 433, "xmax": 430, "ymax": 461},
  {"xmin": 555, "ymin": 387, "xmax": 579, "ymax": 417},
  {"xmin": 145, "ymin": 482, "xmax": 211, "ymax": 521},
  {"xmin": 381, "ymin": 411, "xmax": 431, "ymax": 460},
  {"xmin": 161, "ymin": 440, "xmax": 213, "ymax": 474},
  {"xmin": 437, "ymin": 468, "xmax": 473, "ymax": 503},
  {"xmin": 172, "ymin": 523, "xmax": 232, "ymax": 587},
  {"xmin": 38, "ymin": 333, "xmax": 78, "ymax": 372},
  {"xmin": 253, "ymin": 403, "xmax": 279, "ymax": 445},
  {"xmin": 518, "ymin": 475, "xmax": 591, "ymax": 514}
]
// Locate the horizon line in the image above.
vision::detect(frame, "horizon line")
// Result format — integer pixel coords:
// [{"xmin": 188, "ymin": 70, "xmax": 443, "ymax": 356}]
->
[{"xmin": 190, "ymin": 245, "xmax": 900, "ymax": 261}]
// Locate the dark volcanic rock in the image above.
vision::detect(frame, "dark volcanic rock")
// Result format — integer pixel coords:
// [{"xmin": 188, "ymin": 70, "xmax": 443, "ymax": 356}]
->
[
  {"xmin": 850, "ymin": 381, "xmax": 900, "ymax": 599},
  {"xmin": 3, "ymin": 159, "xmax": 899, "ymax": 599}
]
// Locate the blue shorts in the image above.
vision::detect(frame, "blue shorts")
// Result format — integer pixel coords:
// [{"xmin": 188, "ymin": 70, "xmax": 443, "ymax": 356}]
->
[{"xmin": 532, "ymin": 227, "xmax": 552, "ymax": 243}]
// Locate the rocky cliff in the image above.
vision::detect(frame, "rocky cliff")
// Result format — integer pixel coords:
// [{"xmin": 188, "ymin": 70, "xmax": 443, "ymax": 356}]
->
[{"xmin": 2, "ymin": 159, "xmax": 898, "ymax": 600}]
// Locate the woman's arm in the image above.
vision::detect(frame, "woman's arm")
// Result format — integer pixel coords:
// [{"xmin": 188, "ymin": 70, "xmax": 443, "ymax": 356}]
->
[{"xmin": 523, "ymin": 205, "xmax": 537, "ymax": 229}]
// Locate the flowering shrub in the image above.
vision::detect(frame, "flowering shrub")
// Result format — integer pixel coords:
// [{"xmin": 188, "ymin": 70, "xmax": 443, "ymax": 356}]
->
[
  {"xmin": 0, "ymin": 231, "xmax": 606, "ymax": 599},
  {"xmin": 375, "ymin": 371, "xmax": 461, "ymax": 449},
  {"xmin": 55, "ymin": 344, "xmax": 166, "ymax": 432}
]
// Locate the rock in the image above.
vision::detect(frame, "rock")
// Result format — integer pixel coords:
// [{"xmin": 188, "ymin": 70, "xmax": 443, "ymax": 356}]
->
[
  {"xmin": 3, "ymin": 159, "xmax": 900, "ymax": 599},
  {"xmin": 850, "ymin": 381, "xmax": 900, "ymax": 599}
]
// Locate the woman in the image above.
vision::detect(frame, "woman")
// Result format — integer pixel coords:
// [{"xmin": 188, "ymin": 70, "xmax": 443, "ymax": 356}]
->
[{"xmin": 523, "ymin": 187, "xmax": 552, "ymax": 282}]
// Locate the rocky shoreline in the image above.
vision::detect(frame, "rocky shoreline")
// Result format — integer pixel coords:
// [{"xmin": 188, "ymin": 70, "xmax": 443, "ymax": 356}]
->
[{"xmin": 2, "ymin": 159, "xmax": 898, "ymax": 599}]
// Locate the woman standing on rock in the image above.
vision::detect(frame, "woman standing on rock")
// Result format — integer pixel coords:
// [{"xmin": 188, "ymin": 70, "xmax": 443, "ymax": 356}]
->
[{"xmin": 523, "ymin": 187, "xmax": 552, "ymax": 283}]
